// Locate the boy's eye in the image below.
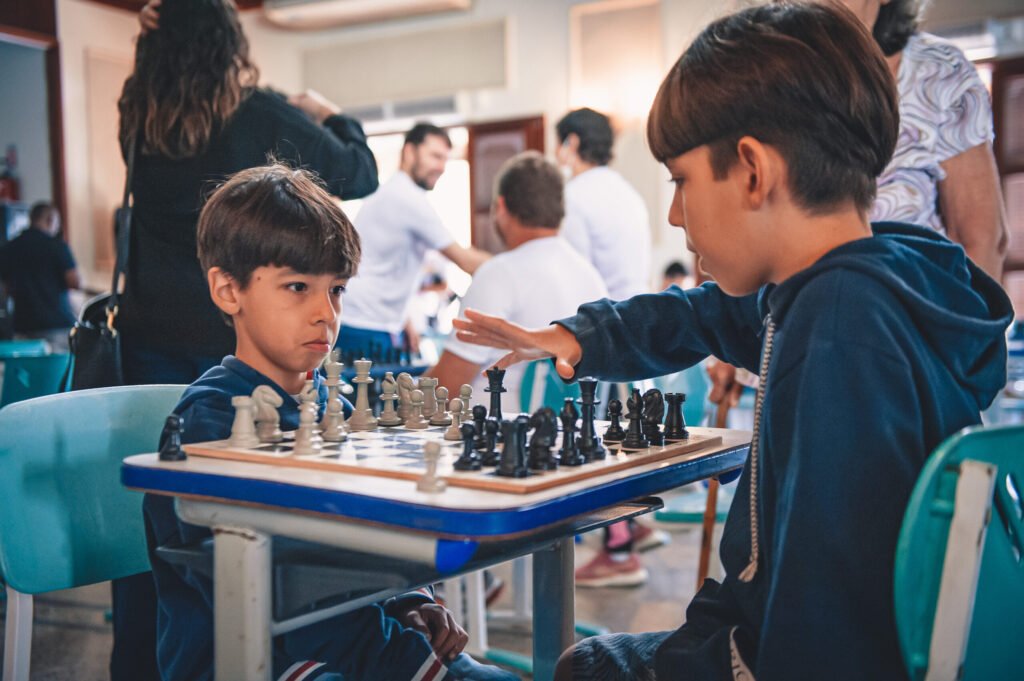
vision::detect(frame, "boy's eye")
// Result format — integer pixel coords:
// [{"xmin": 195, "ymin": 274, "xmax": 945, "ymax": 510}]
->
[
  {"xmin": 669, "ymin": 177, "xmax": 685, "ymax": 187},
  {"xmin": 331, "ymin": 285, "xmax": 347, "ymax": 296},
  {"xmin": 286, "ymin": 282, "xmax": 308, "ymax": 293}
]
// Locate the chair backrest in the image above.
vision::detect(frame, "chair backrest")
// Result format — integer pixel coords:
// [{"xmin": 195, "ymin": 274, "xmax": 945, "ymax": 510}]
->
[
  {"xmin": 519, "ymin": 360, "xmax": 581, "ymax": 413},
  {"xmin": 894, "ymin": 424, "xmax": 1024, "ymax": 681},
  {"xmin": 0, "ymin": 384, "xmax": 186, "ymax": 595},
  {"xmin": 0, "ymin": 353, "xmax": 69, "ymax": 407},
  {"xmin": 0, "ymin": 339, "xmax": 49, "ymax": 360}
]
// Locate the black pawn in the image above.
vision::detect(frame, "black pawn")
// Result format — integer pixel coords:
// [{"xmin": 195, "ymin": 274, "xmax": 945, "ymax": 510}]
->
[
  {"xmin": 642, "ymin": 388, "xmax": 665, "ymax": 447},
  {"xmin": 497, "ymin": 416, "xmax": 529, "ymax": 478},
  {"xmin": 159, "ymin": 414, "xmax": 187, "ymax": 461},
  {"xmin": 664, "ymin": 393, "xmax": 690, "ymax": 440},
  {"xmin": 577, "ymin": 377, "xmax": 606, "ymax": 461},
  {"xmin": 603, "ymin": 399, "xmax": 626, "ymax": 442},
  {"xmin": 560, "ymin": 398, "xmax": 585, "ymax": 466},
  {"xmin": 454, "ymin": 421, "xmax": 482, "ymax": 471},
  {"xmin": 481, "ymin": 417, "xmax": 501, "ymax": 466},
  {"xmin": 472, "ymin": 405, "xmax": 488, "ymax": 451},
  {"xmin": 528, "ymin": 407, "xmax": 558, "ymax": 470},
  {"xmin": 621, "ymin": 388, "xmax": 649, "ymax": 450}
]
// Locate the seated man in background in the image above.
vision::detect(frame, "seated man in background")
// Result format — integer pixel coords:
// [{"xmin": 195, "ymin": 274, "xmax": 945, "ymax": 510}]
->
[
  {"xmin": 0, "ymin": 202, "xmax": 80, "ymax": 352},
  {"xmin": 427, "ymin": 151, "xmax": 607, "ymax": 410}
]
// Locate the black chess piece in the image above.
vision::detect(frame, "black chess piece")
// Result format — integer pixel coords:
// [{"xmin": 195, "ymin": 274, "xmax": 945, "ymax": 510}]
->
[
  {"xmin": 159, "ymin": 414, "xmax": 187, "ymax": 461},
  {"xmin": 576, "ymin": 377, "xmax": 606, "ymax": 461},
  {"xmin": 603, "ymin": 399, "xmax": 626, "ymax": 442},
  {"xmin": 528, "ymin": 407, "xmax": 558, "ymax": 470},
  {"xmin": 484, "ymin": 366, "xmax": 507, "ymax": 422},
  {"xmin": 481, "ymin": 417, "xmax": 501, "ymax": 466},
  {"xmin": 664, "ymin": 393, "xmax": 690, "ymax": 440},
  {"xmin": 621, "ymin": 388, "xmax": 650, "ymax": 450},
  {"xmin": 559, "ymin": 398, "xmax": 585, "ymax": 466},
  {"xmin": 642, "ymin": 389, "xmax": 665, "ymax": 447},
  {"xmin": 472, "ymin": 405, "xmax": 488, "ymax": 451},
  {"xmin": 454, "ymin": 421, "xmax": 482, "ymax": 471},
  {"xmin": 497, "ymin": 415, "xmax": 530, "ymax": 478}
]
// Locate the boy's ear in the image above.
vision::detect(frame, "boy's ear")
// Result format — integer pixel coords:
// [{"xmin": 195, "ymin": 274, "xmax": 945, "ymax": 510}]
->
[
  {"xmin": 207, "ymin": 267, "xmax": 242, "ymax": 316},
  {"xmin": 734, "ymin": 136, "xmax": 779, "ymax": 210}
]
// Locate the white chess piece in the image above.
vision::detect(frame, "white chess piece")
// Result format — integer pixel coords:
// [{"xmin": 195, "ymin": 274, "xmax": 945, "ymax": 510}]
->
[
  {"xmin": 292, "ymin": 402, "xmax": 322, "ymax": 455},
  {"xmin": 429, "ymin": 385, "xmax": 452, "ymax": 427},
  {"xmin": 251, "ymin": 386, "xmax": 283, "ymax": 443},
  {"xmin": 397, "ymin": 372, "xmax": 416, "ymax": 421},
  {"xmin": 378, "ymin": 371, "xmax": 403, "ymax": 427},
  {"xmin": 444, "ymin": 397, "xmax": 464, "ymax": 440},
  {"xmin": 459, "ymin": 384, "xmax": 473, "ymax": 423},
  {"xmin": 419, "ymin": 377, "xmax": 439, "ymax": 420},
  {"xmin": 348, "ymin": 358, "xmax": 378, "ymax": 431},
  {"xmin": 321, "ymin": 351, "xmax": 347, "ymax": 442},
  {"xmin": 229, "ymin": 395, "xmax": 260, "ymax": 447},
  {"xmin": 299, "ymin": 379, "xmax": 320, "ymax": 432},
  {"xmin": 404, "ymin": 389, "xmax": 429, "ymax": 430},
  {"xmin": 417, "ymin": 441, "xmax": 447, "ymax": 493}
]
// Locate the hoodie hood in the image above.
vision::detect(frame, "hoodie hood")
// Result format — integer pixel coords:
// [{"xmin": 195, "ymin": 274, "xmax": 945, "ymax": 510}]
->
[{"xmin": 765, "ymin": 222, "xmax": 1012, "ymax": 410}]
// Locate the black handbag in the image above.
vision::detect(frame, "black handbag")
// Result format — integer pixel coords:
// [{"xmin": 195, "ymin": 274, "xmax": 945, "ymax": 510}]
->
[{"xmin": 66, "ymin": 133, "xmax": 137, "ymax": 390}]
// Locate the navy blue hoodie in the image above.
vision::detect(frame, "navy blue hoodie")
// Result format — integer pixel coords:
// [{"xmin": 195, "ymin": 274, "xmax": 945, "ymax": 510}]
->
[
  {"xmin": 143, "ymin": 357, "xmax": 445, "ymax": 681},
  {"xmin": 557, "ymin": 223, "xmax": 1012, "ymax": 680}
]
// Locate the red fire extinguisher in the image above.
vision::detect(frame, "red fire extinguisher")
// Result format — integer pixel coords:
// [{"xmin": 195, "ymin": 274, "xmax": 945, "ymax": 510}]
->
[{"xmin": 0, "ymin": 145, "xmax": 22, "ymax": 202}]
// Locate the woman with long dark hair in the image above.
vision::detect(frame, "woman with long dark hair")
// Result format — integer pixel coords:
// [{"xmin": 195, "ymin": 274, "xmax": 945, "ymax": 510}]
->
[{"xmin": 112, "ymin": 2, "xmax": 377, "ymax": 677}]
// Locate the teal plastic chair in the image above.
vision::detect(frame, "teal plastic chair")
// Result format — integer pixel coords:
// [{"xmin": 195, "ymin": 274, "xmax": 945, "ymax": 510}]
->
[
  {"xmin": 0, "ymin": 384, "xmax": 186, "ymax": 681},
  {"xmin": 0, "ymin": 353, "xmax": 69, "ymax": 407},
  {"xmin": 894, "ymin": 424, "xmax": 1024, "ymax": 681},
  {"xmin": 0, "ymin": 339, "xmax": 49, "ymax": 359},
  {"xmin": 519, "ymin": 359, "xmax": 581, "ymax": 413}
]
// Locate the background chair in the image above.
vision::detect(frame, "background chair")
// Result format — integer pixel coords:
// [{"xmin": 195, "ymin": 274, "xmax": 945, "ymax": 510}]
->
[
  {"xmin": 894, "ymin": 424, "xmax": 1023, "ymax": 681},
  {"xmin": 0, "ymin": 340, "xmax": 49, "ymax": 360},
  {"xmin": 0, "ymin": 353, "xmax": 69, "ymax": 407},
  {"xmin": 0, "ymin": 384, "xmax": 186, "ymax": 681}
]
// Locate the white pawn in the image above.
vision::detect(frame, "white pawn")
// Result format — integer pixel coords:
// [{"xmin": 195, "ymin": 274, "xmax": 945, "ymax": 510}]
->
[
  {"xmin": 320, "ymin": 394, "xmax": 347, "ymax": 442},
  {"xmin": 252, "ymin": 385, "xmax": 284, "ymax": 443},
  {"xmin": 229, "ymin": 395, "xmax": 260, "ymax": 448},
  {"xmin": 293, "ymin": 402, "xmax": 321, "ymax": 455},
  {"xmin": 459, "ymin": 384, "xmax": 473, "ymax": 423},
  {"xmin": 429, "ymin": 385, "xmax": 452, "ymax": 426},
  {"xmin": 378, "ymin": 372, "xmax": 403, "ymax": 427},
  {"xmin": 444, "ymin": 397, "xmax": 464, "ymax": 441},
  {"xmin": 416, "ymin": 441, "xmax": 447, "ymax": 493},
  {"xmin": 404, "ymin": 389, "xmax": 429, "ymax": 430}
]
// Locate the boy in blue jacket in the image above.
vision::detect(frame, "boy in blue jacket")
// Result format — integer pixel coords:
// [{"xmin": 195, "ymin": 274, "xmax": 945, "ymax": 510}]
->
[
  {"xmin": 143, "ymin": 164, "xmax": 517, "ymax": 681},
  {"xmin": 451, "ymin": 4, "xmax": 1013, "ymax": 680}
]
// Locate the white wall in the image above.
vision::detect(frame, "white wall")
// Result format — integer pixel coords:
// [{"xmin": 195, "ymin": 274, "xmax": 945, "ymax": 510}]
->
[{"xmin": 0, "ymin": 41, "xmax": 52, "ymax": 207}]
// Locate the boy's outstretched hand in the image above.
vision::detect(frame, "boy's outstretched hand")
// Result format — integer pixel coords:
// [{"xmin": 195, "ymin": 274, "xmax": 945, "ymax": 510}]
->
[
  {"xmin": 452, "ymin": 309, "xmax": 583, "ymax": 380},
  {"xmin": 396, "ymin": 602, "xmax": 468, "ymax": 661}
]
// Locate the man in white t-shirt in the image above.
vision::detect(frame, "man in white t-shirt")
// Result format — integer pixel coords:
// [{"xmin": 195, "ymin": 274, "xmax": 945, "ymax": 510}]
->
[
  {"xmin": 427, "ymin": 152, "xmax": 608, "ymax": 411},
  {"xmin": 338, "ymin": 123, "xmax": 490, "ymax": 356},
  {"xmin": 556, "ymin": 108, "xmax": 652, "ymax": 300}
]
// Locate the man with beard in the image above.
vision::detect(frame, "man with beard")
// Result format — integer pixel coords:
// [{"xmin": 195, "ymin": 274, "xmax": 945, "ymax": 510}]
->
[{"xmin": 338, "ymin": 123, "xmax": 491, "ymax": 355}]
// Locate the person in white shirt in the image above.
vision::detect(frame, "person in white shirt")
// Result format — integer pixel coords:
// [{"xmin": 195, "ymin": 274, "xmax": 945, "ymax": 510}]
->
[
  {"xmin": 338, "ymin": 123, "xmax": 490, "ymax": 356},
  {"xmin": 427, "ymin": 151, "xmax": 608, "ymax": 411},
  {"xmin": 556, "ymin": 108, "xmax": 652, "ymax": 300}
]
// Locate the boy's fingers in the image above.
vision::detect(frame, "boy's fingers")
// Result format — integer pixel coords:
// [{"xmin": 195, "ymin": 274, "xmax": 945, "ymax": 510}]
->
[
  {"xmin": 454, "ymin": 330, "xmax": 513, "ymax": 350},
  {"xmin": 554, "ymin": 357, "xmax": 577, "ymax": 380},
  {"xmin": 403, "ymin": 611, "xmax": 430, "ymax": 640}
]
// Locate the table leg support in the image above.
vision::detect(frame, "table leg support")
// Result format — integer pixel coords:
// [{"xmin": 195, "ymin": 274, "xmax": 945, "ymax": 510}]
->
[
  {"xmin": 532, "ymin": 538, "xmax": 574, "ymax": 681},
  {"xmin": 214, "ymin": 526, "xmax": 272, "ymax": 681}
]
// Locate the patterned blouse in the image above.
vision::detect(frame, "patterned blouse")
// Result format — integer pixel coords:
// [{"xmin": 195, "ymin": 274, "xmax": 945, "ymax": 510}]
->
[{"xmin": 870, "ymin": 32, "xmax": 994, "ymax": 233}]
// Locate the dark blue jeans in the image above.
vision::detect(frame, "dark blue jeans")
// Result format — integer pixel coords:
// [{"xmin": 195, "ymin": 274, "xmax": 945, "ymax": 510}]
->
[{"xmin": 111, "ymin": 340, "xmax": 221, "ymax": 681}]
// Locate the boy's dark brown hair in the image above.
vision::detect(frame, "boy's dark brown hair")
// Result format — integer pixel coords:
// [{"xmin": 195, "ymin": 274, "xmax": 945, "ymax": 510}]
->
[
  {"xmin": 197, "ymin": 163, "xmax": 361, "ymax": 289},
  {"xmin": 647, "ymin": 1, "xmax": 898, "ymax": 215},
  {"xmin": 495, "ymin": 151, "xmax": 565, "ymax": 229}
]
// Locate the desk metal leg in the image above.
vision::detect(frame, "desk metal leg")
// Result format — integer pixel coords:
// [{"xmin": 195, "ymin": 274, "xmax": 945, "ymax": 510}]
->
[
  {"xmin": 532, "ymin": 538, "xmax": 574, "ymax": 681},
  {"xmin": 214, "ymin": 526, "xmax": 272, "ymax": 681}
]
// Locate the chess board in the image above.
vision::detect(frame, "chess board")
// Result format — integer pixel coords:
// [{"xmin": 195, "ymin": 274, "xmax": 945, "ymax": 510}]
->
[{"xmin": 182, "ymin": 421, "xmax": 723, "ymax": 494}]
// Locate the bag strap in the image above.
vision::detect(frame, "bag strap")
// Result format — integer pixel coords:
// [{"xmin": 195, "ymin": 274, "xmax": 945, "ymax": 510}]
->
[{"xmin": 104, "ymin": 130, "xmax": 140, "ymax": 326}]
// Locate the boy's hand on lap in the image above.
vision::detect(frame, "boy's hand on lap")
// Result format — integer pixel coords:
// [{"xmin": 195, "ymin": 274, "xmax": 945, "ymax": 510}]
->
[
  {"xmin": 454, "ymin": 309, "xmax": 582, "ymax": 379},
  {"xmin": 396, "ymin": 602, "xmax": 468, "ymax": 661}
]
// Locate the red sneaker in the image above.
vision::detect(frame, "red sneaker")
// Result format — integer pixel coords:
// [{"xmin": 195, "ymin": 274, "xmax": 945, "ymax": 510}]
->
[{"xmin": 574, "ymin": 550, "xmax": 648, "ymax": 587}]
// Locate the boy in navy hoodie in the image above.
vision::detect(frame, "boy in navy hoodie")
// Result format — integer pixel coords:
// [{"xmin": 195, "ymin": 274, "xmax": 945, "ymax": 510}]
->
[
  {"xmin": 450, "ymin": 4, "xmax": 1013, "ymax": 680},
  {"xmin": 143, "ymin": 164, "xmax": 517, "ymax": 681}
]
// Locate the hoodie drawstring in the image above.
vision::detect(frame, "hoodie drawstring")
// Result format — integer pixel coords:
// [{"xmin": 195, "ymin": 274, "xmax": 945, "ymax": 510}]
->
[{"xmin": 738, "ymin": 314, "xmax": 776, "ymax": 584}]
